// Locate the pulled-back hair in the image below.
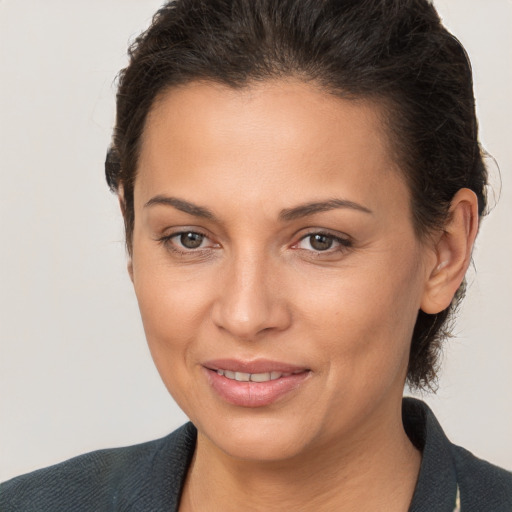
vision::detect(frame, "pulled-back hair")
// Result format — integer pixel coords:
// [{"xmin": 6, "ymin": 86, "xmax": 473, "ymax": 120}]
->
[{"xmin": 105, "ymin": 0, "xmax": 488, "ymax": 390}]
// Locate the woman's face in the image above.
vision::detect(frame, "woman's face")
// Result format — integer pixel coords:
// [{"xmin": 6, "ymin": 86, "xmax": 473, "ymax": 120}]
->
[{"xmin": 130, "ymin": 80, "xmax": 434, "ymax": 462}]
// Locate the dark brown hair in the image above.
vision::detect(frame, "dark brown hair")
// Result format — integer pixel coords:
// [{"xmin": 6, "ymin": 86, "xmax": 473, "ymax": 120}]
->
[{"xmin": 105, "ymin": 0, "xmax": 488, "ymax": 390}]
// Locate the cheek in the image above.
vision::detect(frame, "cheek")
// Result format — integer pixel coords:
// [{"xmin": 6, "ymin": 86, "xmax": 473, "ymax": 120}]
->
[
  {"xmin": 131, "ymin": 259, "xmax": 216, "ymax": 415},
  {"xmin": 135, "ymin": 270, "xmax": 210, "ymax": 345},
  {"xmin": 130, "ymin": 240, "xmax": 216, "ymax": 369},
  {"xmin": 292, "ymin": 254, "xmax": 424, "ymax": 381}
]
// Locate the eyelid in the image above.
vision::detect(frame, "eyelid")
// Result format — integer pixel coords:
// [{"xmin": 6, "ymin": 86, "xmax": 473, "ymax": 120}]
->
[
  {"xmin": 292, "ymin": 229, "xmax": 353, "ymax": 253},
  {"xmin": 157, "ymin": 228, "xmax": 220, "ymax": 253},
  {"xmin": 156, "ymin": 227, "xmax": 352, "ymax": 256}
]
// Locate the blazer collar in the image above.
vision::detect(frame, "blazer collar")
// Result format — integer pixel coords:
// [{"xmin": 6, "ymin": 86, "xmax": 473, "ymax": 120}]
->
[{"xmin": 404, "ymin": 397, "xmax": 458, "ymax": 512}]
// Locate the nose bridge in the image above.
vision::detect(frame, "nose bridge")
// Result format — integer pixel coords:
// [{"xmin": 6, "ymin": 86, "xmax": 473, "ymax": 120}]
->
[{"xmin": 212, "ymin": 245, "xmax": 289, "ymax": 339}]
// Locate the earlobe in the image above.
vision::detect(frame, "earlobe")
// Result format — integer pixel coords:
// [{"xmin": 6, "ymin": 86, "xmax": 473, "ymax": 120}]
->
[
  {"xmin": 421, "ymin": 188, "xmax": 479, "ymax": 314},
  {"xmin": 117, "ymin": 184, "xmax": 134, "ymax": 283},
  {"xmin": 127, "ymin": 260, "xmax": 134, "ymax": 283},
  {"xmin": 117, "ymin": 185, "xmax": 127, "ymax": 218}
]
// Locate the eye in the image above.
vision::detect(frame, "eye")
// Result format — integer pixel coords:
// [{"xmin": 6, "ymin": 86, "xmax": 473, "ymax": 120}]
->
[
  {"xmin": 176, "ymin": 231, "xmax": 207, "ymax": 249},
  {"xmin": 295, "ymin": 232, "xmax": 352, "ymax": 253},
  {"xmin": 158, "ymin": 230, "xmax": 217, "ymax": 253}
]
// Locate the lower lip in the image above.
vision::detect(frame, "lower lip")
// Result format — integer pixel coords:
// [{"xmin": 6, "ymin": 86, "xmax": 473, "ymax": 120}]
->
[{"xmin": 205, "ymin": 368, "xmax": 311, "ymax": 407}]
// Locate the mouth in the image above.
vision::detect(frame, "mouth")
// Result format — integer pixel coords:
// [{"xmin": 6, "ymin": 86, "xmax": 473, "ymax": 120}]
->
[
  {"xmin": 215, "ymin": 369, "xmax": 304, "ymax": 382},
  {"xmin": 203, "ymin": 359, "xmax": 311, "ymax": 407}
]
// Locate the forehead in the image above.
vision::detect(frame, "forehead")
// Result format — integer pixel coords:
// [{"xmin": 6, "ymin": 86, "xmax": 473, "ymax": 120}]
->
[{"xmin": 136, "ymin": 79, "xmax": 408, "ymax": 219}]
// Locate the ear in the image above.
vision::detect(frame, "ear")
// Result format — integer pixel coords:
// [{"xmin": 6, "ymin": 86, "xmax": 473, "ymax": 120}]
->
[
  {"xmin": 117, "ymin": 184, "xmax": 127, "ymax": 217},
  {"xmin": 117, "ymin": 185, "xmax": 134, "ymax": 283},
  {"xmin": 421, "ymin": 188, "xmax": 479, "ymax": 314},
  {"xmin": 127, "ymin": 258, "xmax": 134, "ymax": 283}
]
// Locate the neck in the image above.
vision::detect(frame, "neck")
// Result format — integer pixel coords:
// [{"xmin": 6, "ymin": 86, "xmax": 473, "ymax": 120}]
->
[{"xmin": 179, "ymin": 401, "xmax": 421, "ymax": 512}]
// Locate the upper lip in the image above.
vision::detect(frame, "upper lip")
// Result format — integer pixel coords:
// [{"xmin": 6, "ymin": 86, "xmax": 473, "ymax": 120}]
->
[{"xmin": 203, "ymin": 358, "xmax": 309, "ymax": 374}]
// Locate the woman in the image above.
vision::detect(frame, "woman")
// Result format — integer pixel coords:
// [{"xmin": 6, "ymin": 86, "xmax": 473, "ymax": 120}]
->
[{"xmin": 1, "ymin": 0, "xmax": 511, "ymax": 510}]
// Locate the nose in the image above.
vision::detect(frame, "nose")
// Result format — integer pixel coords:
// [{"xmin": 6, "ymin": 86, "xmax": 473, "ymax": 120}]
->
[{"xmin": 211, "ymin": 252, "xmax": 292, "ymax": 341}]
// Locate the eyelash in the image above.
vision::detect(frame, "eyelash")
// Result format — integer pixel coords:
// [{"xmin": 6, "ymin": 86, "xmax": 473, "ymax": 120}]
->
[
  {"xmin": 294, "ymin": 231, "xmax": 353, "ymax": 254},
  {"xmin": 157, "ymin": 230, "xmax": 353, "ymax": 257},
  {"xmin": 157, "ymin": 230, "xmax": 214, "ymax": 256}
]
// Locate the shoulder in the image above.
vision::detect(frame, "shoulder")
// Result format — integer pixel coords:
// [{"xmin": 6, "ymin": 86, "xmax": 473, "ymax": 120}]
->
[
  {"xmin": 0, "ymin": 422, "xmax": 197, "ymax": 512},
  {"xmin": 451, "ymin": 443, "xmax": 512, "ymax": 511},
  {"xmin": 403, "ymin": 397, "xmax": 512, "ymax": 511}
]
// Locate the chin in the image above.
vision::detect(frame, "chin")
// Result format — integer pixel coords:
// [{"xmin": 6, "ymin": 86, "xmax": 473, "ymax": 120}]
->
[{"xmin": 196, "ymin": 412, "xmax": 319, "ymax": 462}]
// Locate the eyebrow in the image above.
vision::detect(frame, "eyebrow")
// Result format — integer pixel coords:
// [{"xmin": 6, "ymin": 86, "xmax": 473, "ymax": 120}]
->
[
  {"xmin": 144, "ymin": 195, "xmax": 373, "ymax": 221},
  {"xmin": 278, "ymin": 198, "xmax": 373, "ymax": 221},
  {"xmin": 145, "ymin": 195, "xmax": 217, "ymax": 220}
]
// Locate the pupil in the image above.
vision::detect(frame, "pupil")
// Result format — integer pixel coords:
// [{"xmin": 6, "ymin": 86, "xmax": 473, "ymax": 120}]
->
[
  {"xmin": 180, "ymin": 232, "xmax": 204, "ymax": 249},
  {"xmin": 310, "ymin": 234, "xmax": 333, "ymax": 251}
]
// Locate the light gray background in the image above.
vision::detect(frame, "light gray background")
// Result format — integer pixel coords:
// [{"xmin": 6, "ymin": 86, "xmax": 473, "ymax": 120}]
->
[{"xmin": 1, "ymin": 0, "xmax": 511, "ymax": 481}]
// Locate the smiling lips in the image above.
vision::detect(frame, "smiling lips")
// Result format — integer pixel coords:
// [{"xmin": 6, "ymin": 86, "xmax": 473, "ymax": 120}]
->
[{"xmin": 204, "ymin": 359, "xmax": 311, "ymax": 407}]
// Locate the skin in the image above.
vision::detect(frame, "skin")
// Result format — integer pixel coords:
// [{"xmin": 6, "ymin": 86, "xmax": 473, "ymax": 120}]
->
[{"xmin": 126, "ymin": 79, "xmax": 478, "ymax": 511}]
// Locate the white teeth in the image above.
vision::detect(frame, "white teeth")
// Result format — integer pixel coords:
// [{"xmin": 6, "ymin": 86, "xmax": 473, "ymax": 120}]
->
[
  {"xmin": 216, "ymin": 369, "xmax": 293, "ymax": 382},
  {"xmin": 250, "ymin": 372, "xmax": 271, "ymax": 382}
]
